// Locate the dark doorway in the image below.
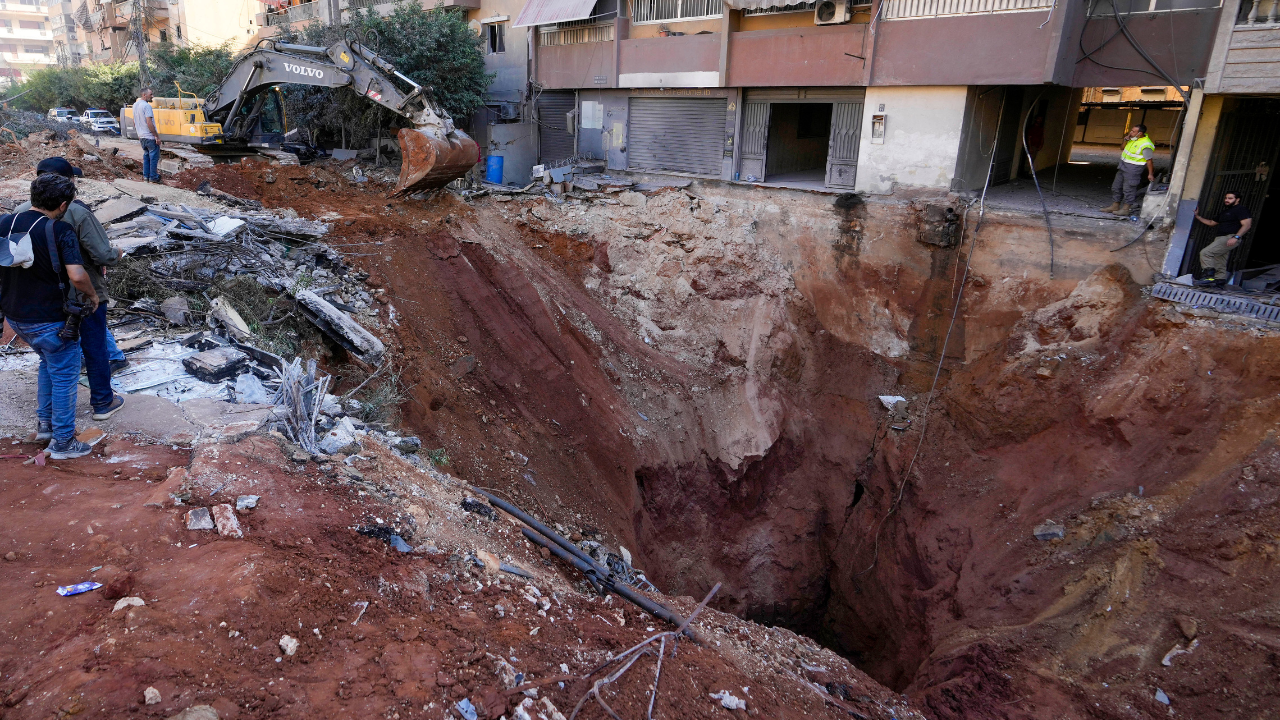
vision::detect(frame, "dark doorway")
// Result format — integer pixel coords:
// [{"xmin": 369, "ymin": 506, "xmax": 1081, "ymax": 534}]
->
[
  {"xmin": 765, "ymin": 103, "xmax": 832, "ymax": 184},
  {"xmin": 1181, "ymin": 98, "xmax": 1280, "ymax": 278}
]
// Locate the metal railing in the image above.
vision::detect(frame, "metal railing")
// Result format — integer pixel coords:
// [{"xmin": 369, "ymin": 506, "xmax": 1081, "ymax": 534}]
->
[
  {"xmin": 882, "ymin": 0, "xmax": 1053, "ymax": 19},
  {"xmin": 632, "ymin": 0, "xmax": 722, "ymax": 24},
  {"xmin": 266, "ymin": 1, "xmax": 324, "ymax": 26},
  {"xmin": 540, "ymin": 22, "xmax": 615, "ymax": 45},
  {"xmin": 1239, "ymin": 0, "xmax": 1279, "ymax": 23}
]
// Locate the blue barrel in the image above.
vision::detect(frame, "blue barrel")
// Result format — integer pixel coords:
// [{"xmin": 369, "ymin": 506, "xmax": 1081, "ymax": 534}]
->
[{"xmin": 485, "ymin": 155, "xmax": 504, "ymax": 184}]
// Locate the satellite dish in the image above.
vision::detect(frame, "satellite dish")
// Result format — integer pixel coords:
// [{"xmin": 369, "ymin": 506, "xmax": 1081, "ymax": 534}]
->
[{"xmin": 468, "ymin": 19, "xmax": 482, "ymax": 35}]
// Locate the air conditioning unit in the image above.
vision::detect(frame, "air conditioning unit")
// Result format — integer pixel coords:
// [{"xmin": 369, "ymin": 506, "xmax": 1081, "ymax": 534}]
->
[{"xmin": 814, "ymin": 0, "xmax": 852, "ymax": 25}]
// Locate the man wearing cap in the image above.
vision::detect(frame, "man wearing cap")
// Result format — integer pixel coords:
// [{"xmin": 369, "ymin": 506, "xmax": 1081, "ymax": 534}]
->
[
  {"xmin": 16, "ymin": 157, "xmax": 126, "ymax": 425},
  {"xmin": 132, "ymin": 88, "xmax": 163, "ymax": 184}
]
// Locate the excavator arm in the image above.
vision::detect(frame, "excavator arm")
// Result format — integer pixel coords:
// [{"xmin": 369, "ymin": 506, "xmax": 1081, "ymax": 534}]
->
[{"xmin": 206, "ymin": 39, "xmax": 479, "ymax": 195}]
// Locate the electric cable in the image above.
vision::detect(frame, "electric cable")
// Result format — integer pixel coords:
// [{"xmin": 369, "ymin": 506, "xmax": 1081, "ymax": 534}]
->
[
  {"xmin": 1022, "ymin": 91, "xmax": 1057, "ymax": 279},
  {"xmin": 1111, "ymin": 2, "xmax": 1188, "ymax": 102}
]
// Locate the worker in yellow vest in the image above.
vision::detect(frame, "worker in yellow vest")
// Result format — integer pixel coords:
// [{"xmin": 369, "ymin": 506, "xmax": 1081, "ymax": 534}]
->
[{"xmin": 1102, "ymin": 124, "xmax": 1155, "ymax": 216}]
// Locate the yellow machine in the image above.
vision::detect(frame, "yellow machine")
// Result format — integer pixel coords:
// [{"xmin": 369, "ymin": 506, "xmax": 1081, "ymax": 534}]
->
[
  {"xmin": 119, "ymin": 39, "xmax": 478, "ymax": 193},
  {"xmin": 120, "ymin": 93, "xmax": 225, "ymax": 146}
]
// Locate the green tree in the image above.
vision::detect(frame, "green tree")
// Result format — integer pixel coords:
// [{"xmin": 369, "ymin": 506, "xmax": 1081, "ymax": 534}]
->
[
  {"xmin": 148, "ymin": 42, "xmax": 237, "ymax": 98},
  {"xmin": 6, "ymin": 62, "xmax": 140, "ymax": 114},
  {"xmin": 278, "ymin": 1, "xmax": 491, "ymax": 150}
]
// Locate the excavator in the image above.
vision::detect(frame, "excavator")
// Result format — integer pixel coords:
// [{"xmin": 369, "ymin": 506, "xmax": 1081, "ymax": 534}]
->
[{"xmin": 120, "ymin": 38, "xmax": 479, "ymax": 195}]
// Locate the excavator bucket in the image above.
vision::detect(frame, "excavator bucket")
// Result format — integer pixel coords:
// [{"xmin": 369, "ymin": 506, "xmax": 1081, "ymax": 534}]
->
[{"xmin": 391, "ymin": 125, "xmax": 480, "ymax": 197}]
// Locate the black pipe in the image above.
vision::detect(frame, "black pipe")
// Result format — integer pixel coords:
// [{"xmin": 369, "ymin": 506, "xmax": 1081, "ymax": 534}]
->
[
  {"xmin": 474, "ymin": 489, "xmax": 608, "ymax": 576},
  {"xmin": 521, "ymin": 527, "xmax": 691, "ymax": 632}
]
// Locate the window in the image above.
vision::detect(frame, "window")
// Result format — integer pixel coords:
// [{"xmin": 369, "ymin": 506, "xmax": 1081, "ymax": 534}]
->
[
  {"xmin": 25, "ymin": 45, "xmax": 48, "ymax": 54},
  {"xmin": 159, "ymin": 29, "xmax": 167, "ymax": 42},
  {"xmin": 632, "ymin": 0, "xmax": 722, "ymax": 23},
  {"xmin": 176, "ymin": 24, "xmax": 181, "ymax": 39},
  {"xmin": 0, "ymin": 44, "xmax": 16, "ymax": 53},
  {"xmin": 487, "ymin": 23, "xmax": 505, "ymax": 54},
  {"xmin": 0, "ymin": 21, "xmax": 11, "ymax": 29},
  {"xmin": 19, "ymin": 21, "xmax": 42, "ymax": 30}
]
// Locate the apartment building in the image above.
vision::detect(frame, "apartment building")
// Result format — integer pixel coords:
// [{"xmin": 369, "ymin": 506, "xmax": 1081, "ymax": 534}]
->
[
  {"xmin": 51, "ymin": 0, "xmax": 267, "ymax": 67},
  {"xmin": 0, "ymin": 0, "xmax": 58, "ymax": 84}
]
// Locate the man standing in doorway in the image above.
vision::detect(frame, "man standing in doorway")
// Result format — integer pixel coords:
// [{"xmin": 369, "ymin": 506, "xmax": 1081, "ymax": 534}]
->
[
  {"xmin": 1102, "ymin": 124, "xmax": 1155, "ymax": 217},
  {"xmin": 132, "ymin": 88, "xmax": 163, "ymax": 184},
  {"xmin": 1193, "ymin": 190, "xmax": 1253, "ymax": 287}
]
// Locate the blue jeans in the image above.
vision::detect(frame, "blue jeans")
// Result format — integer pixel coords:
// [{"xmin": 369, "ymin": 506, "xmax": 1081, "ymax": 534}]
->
[
  {"xmin": 104, "ymin": 327, "xmax": 124, "ymax": 362},
  {"xmin": 140, "ymin": 138, "xmax": 160, "ymax": 181},
  {"xmin": 79, "ymin": 302, "xmax": 114, "ymax": 411},
  {"xmin": 9, "ymin": 320, "xmax": 81, "ymax": 443}
]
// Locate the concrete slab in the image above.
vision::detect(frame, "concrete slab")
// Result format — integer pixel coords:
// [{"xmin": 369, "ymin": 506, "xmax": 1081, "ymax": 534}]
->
[{"xmin": 111, "ymin": 179, "xmax": 226, "ymax": 211}]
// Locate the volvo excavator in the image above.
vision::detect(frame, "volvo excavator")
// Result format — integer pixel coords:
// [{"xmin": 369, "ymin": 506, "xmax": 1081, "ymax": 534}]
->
[{"xmin": 121, "ymin": 39, "xmax": 479, "ymax": 195}]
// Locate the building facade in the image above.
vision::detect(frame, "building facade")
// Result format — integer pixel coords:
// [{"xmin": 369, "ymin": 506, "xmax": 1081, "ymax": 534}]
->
[
  {"xmin": 0, "ymin": 0, "xmax": 59, "ymax": 85},
  {"xmin": 50, "ymin": 0, "xmax": 267, "ymax": 68}
]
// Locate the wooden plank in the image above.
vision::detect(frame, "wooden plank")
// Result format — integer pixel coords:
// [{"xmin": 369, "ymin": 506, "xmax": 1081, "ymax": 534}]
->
[
  {"xmin": 1229, "ymin": 26, "xmax": 1280, "ymax": 49},
  {"xmin": 1223, "ymin": 61, "xmax": 1280, "ymax": 78}
]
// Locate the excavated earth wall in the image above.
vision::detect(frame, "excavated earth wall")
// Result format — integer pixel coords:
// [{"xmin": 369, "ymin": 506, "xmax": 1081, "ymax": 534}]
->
[{"xmin": 177, "ymin": 164, "xmax": 1280, "ymax": 719}]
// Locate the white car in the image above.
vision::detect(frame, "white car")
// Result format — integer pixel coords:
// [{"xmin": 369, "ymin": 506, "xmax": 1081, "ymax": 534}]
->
[
  {"xmin": 47, "ymin": 107, "xmax": 76, "ymax": 123},
  {"xmin": 80, "ymin": 109, "xmax": 120, "ymax": 135}
]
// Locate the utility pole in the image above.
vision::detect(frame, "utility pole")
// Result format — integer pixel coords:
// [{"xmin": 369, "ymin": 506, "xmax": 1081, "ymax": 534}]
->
[{"xmin": 132, "ymin": 0, "xmax": 151, "ymax": 88}]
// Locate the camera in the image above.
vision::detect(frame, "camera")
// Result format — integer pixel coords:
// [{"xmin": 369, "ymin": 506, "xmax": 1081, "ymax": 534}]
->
[{"xmin": 58, "ymin": 298, "xmax": 93, "ymax": 341}]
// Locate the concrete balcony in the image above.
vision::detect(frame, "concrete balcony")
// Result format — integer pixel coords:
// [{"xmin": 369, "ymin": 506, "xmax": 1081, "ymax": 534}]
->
[
  {"xmin": 0, "ymin": 2, "xmax": 51, "ymax": 15},
  {"xmin": 0, "ymin": 27, "xmax": 52, "ymax": 40},
  {"xmin": 264, "ymin": 1, "xmax": 332, "ymax": 27},
  {"xmin": 1215, "ymin": 1, "xmax": 1280, "ymax": 93},
  {"xmin": 726, "ymin": 25, "xmax": 869, "ymax": 87},
  {"xmin": 537, "ymin": 29, "xmax": 617, "ymax": 89},
  {"xmin": 1, "ymin": 50, "xmax": 53, "ymax": 64},
  {"xmin": 618, "ymin": 32, "xmax": 720, "ymax": 87}
]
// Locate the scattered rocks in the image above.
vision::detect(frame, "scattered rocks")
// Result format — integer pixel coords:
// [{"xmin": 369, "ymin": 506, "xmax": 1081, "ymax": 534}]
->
[
  {"xmin": 1033, "ymin": 520, "xmax": 1065, "ymax": 541},
  {"xmin": 235, "ymin": 495, "xmax": 259, "ymax": 511},
  {"xmin": 166, "ymin": 705, "xmax": 220, "ymax": 720},
  {"xmin": 186, "ymin": 507, "xmax": 215, "ymax": 531},
  {"xmin": 112, "ymin": 597, "xmax": 146, "ymax": 613},
  {"xmin": 279, "ymin": 635, "xmax": 299, "ymax": 656},
  {"xmin": 449, "ymin": 355, "xmax": 477, "ymax": 377},
  {"xmin": 144, "ymin": 686, "xmax": 162, "ymax": 705},
  {"xmin": 710, "ymin": 690, "xmax": 747, "ymax": 710},
  {"xmin": 393, "ymin": 436, "xmax": 421, "ymax": 454},
  {"xmin": 461, "ymin": 497, "xmax": 496, "ymax": 520},
  {"xmin": 1175, "ymin": 614, "xmax": 1198, "ymax": 640},
  {"xmin": 211, "ymin": 504, "xmax": 243, "ymax": 538},
  {"xmin": 1155, "ymin": 688, "xmax": 1170, "ymax": 705}
]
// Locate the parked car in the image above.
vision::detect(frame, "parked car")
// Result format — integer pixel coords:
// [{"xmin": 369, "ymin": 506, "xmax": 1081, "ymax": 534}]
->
[
  {"xmin": 47, "ymin": 107, "xmax": 76, "ymax": 123},
  {"xmin": 80, "ymin": 108, "xmax": 120, "ymax": 135}
]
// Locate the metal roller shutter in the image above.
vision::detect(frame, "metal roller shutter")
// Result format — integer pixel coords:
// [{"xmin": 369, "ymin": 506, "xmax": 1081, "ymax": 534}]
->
[
  {"xmin": 627, "ymin": 97, "xmax": 727, "ymax": 176},
  {"xmin": 538, "ymin": 91, "xmax": 577, "ymax": 163}
]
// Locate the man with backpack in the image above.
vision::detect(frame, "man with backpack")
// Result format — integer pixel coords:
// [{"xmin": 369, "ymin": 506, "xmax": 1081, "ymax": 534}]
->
[
  {"xmin": 0, "ymin": 174, "xmax": 103, "ymax": 459},
  {"xmin": 17, "ymin": 158, "xmax": 132, "ymax": 405}
]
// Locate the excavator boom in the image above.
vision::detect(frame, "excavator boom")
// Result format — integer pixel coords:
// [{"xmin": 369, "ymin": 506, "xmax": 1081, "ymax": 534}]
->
[{"xmin": 205, "ymin": 39, "xmax": 478, "ymax": 194}]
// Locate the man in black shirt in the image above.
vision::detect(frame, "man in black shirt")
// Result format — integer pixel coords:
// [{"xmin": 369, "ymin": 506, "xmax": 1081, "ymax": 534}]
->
[
  {"xmin": 1194, "ymin": 191, "xmax": 1253, "ymax": 287},
  {"xmin": 0, "ymin": 174, "xmax": 101, "ymax": 459}
]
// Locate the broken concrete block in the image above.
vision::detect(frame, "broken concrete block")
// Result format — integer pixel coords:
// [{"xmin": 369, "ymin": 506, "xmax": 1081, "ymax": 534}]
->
[
  {"xmin": 211, "ymin": 504, "xmax": 243, "ymax": 538},
  {"xmin": 182, "ymin": 347, "xmax": 249, "ymax": 383},
  {"xmin": 318, "ymin": 416, "xmax": 360, "ymax": 455},
  {"xmin": 209, "ymin": 216, "xmax": 246, "ymax": 238},
  {"xmin": 208, "ymin": 297, "xmax": 252, "ymax": 340},
  {"xmin": 618, "ymin": 191, "xmax": 646, "ymax": 207},
  {"xmin": 235, "ymin": 495, "xmax": 259, "ymax": 511},
  {"xmin": 294, "ymin": 290, "xmax": 385, "ymax": 363},
  {"xmin": 279, "ymin": 634, "xmax": 299, "ymax": 656},
  {"xmin": 186, "ymin": 507, "xmax": 215, "ymax": 530},
  {"xmin": 93, "ymin": 197, "xmax": 147, "ymax": 225},
  {"xmin": 166, "ymin": 706, "xmax": 220, "ymax": 720},
  {"xmin": 1033, "ymin": 520, "xmax": 1065, "ymax": 541},
  {"xmin": 144, "ymin": 686, "xmax": 162, "ymax": 705},
  {"xmin": 393, "ymin": 436, "xmax": 421, "ymax": 454},
  {"xmin": 160, "ymin": 296, "xmax": 191, "ymax": 325}
]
